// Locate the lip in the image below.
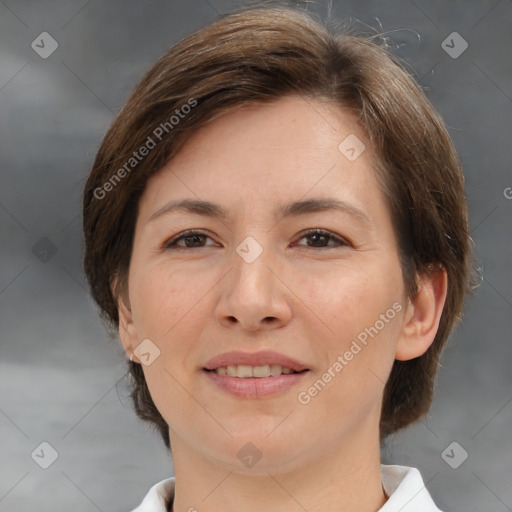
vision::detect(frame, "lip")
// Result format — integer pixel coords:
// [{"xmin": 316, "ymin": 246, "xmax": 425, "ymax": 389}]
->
[
  {"xmin": 204, "ymin": 370, "xmax": 309, "ymax": 398},
  {"xmin": 203, "ymin": 350, "xmax": 310, "ymax": 399},
  {"xmin": 203, "ymin": 350, "xmax": 309, "ymax": 372}
]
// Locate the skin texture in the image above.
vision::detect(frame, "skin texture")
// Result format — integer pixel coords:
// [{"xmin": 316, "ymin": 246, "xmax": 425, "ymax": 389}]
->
[{"xmin": 116, "ymin": 95, "xmax": 447, "ymax": 512}]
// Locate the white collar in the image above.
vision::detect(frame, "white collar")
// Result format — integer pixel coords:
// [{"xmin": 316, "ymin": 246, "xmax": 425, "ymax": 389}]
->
[
  {"xmin": 379, "ymin": 465, "xmax": 443, "ymax": 511},
  {"xmin": 131, "ymin": 464, "xmax": 443, "ymax": 512}
]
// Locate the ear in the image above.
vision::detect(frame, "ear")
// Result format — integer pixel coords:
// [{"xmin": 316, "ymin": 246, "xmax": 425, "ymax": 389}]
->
[
  {"xmin": 395, "ymin": 267, "xmax": 448, "ymax": 361},
  {"xmin": 112, "ymin": 276, "xmax": 140, "ymax": 363}
]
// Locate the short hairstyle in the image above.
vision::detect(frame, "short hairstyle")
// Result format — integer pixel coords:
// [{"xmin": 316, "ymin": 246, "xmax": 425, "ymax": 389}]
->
[{"xmin": 82, "ymin": 4, "xmax": 475, "ymax": 450}]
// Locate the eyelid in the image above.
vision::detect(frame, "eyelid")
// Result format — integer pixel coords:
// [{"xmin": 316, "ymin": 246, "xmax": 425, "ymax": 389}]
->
[
  {"xmin": 163, "ymin": 229, "xmax": 216, "ymax": 249},
  {"xmin": 163, "ymin": 227, "xmax": 351, "ymax": 250},
  {"xmin": 296, "ymin": 228, "xmax": 351, "ymax": 248}
]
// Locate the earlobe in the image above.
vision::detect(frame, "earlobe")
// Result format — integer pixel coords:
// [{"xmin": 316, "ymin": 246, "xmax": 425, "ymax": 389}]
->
[
  {"xmin": 395, "ymin": 268, "xmax": 448, "ymax": 361},
  {"xmin": 112, "ymin": 277, "xmax": 139, "ymax": 362}
]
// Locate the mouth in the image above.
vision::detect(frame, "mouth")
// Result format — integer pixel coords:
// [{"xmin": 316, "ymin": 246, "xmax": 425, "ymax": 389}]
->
[
  {"xmin": 204, "ymin": 364, "xmax": 308, "ymax": 378},
  {"xmin": 203, "ymin": 350, "xmax": 309, "ymax": 373},
  {"xmin": 203, "ymin": 368, "xmax": 310, "ymax": 399},
  {"xmin": 202, "ymin": 351, "xmax": 310, "ymax": 398}
]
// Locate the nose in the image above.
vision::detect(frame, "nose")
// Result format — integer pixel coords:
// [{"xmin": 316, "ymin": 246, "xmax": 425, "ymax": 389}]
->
[{"xmin": 215, "ymin": 240, "xmax": 293, "ymax": 332}]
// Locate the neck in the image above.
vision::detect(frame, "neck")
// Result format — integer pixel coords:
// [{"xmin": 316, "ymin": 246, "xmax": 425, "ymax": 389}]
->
[{"xmin": 170, "ymin": 428, "xmax": 387, "ymax": 512}]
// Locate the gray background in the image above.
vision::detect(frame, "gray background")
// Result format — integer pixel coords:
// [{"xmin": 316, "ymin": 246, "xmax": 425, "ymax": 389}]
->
[{"xmin": 0, "ymin": 0, "xmax": 511, "ymax": 511}]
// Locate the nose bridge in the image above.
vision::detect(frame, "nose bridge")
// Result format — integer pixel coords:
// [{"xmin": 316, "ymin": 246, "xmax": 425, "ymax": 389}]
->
[
  {"xmin": 231, "ymin": 233, "xmax": 274, "ymax": 300},
  {"xmin": 215, "ymin": 231, "xmax": 291, "ymax": 329}
]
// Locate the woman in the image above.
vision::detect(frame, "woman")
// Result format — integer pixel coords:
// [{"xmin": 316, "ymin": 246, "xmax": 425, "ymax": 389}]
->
[{"xmin": 82, "ymin": 4, "xmax": 474, "ymax": 511}]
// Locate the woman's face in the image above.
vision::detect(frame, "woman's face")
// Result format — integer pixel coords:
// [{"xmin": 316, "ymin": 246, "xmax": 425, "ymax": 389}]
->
[{"xmin": 120, "ymin": 95, "xmax": 411, "ymax": 472}]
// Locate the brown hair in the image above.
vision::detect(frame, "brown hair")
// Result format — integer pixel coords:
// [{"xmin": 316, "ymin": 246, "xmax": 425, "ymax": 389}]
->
[{"xmin": 82, "ymin": 4, "xmax": 475, "ymax": 449}]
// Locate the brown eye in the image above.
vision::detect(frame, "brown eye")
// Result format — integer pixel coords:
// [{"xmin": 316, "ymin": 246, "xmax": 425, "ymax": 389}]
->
[
  {"xmin": 163, "ymin": 228, "xmax": 349, "ymax": 251},
  {"xmin": 164, "ymin": 230, "xmax": 214, "ymax": 249},
  {"xmin": 296, "ymin": 229, "xmax": 349, "ymax": 249}
]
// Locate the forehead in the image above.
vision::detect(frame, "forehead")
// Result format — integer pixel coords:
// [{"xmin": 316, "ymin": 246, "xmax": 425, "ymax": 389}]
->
[
  {"xmin": 167, "ymin": 95, "xmax": 369, "ymax": 168},
  {"xmin": 137, "ymin": 95, "xmax": 382, "ymax": 223}
]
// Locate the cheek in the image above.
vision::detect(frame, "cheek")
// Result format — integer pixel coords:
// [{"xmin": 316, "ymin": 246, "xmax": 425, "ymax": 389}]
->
[
  {"xmin": 130, "ymin": 260, "xmax": 203, "ymax": 337},
  {"xmin": 295, "ymin": 257, "xmax": 402, "ymax": 337},
  {"xmin": 298, "ymin": 259, "xmax": 403, "ymax": 391}
]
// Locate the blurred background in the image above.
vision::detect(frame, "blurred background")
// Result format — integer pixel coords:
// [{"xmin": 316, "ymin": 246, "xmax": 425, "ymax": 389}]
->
[{"xmin": 0, "ymin": 0, "xmax": 511, "ymax": 510}]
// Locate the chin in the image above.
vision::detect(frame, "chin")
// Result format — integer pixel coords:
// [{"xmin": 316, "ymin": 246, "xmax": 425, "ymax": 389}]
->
[{"xmin": 203, "ymin": 430, "xmax": 309, "ymax": 475}]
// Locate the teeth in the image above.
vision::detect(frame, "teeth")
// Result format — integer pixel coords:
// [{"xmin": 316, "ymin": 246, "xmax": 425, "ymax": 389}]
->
[
  {"xmin": 213, "ymin": 364, "xmax": 298, "ymax": 378},
  {"xmin": 236, "ymin": 365, "xmax": 253, "ymax": 378},
  {"xmin": 269, "ymin": 364, "xmax": 282, "ymax": 376},
  {"xmin": 253, "ymin": 365, "xmax": 270, "ymax": 378}
]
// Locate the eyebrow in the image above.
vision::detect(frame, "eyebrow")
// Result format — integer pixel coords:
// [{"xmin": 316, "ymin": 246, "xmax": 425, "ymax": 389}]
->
[{"xmin": 147, "ymin": 197, "xmax": 372, "ymax": 227}]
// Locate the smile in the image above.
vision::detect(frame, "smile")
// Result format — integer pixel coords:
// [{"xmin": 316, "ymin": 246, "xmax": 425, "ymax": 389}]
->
[{"xmin": 208, "ymin": 364, "xmax": 302, "ymax": 378}]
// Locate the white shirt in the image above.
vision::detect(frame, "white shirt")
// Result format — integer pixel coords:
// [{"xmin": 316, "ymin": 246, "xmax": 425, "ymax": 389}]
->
[{"xmin": 130, "ymin": 464, "xmax": 443, "ymax": 512}]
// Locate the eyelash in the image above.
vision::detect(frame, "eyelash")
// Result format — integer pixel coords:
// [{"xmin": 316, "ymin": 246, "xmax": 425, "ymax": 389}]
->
[{"xmin": 163, "ymin": 228, "xmax": 350, "ymax": 251}]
